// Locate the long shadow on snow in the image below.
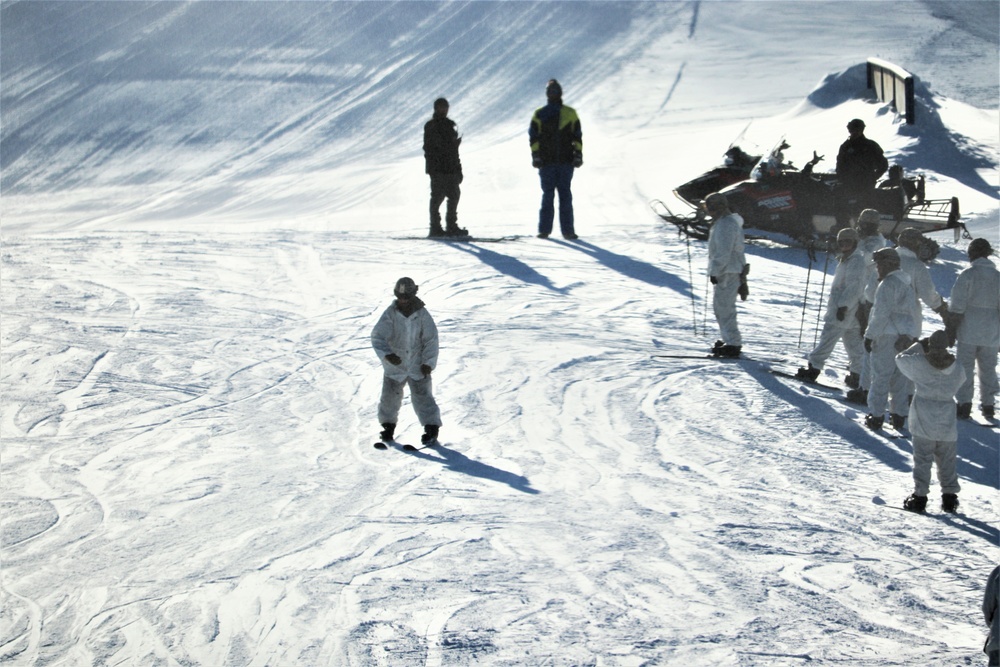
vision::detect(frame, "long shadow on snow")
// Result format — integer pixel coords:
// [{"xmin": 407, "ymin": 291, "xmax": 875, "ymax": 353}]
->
[
  {"xmin": 555, "ymin": 239, "xmax": 693, "ymax": 298},
  {"xmin": 446, "ymin": 242, "xmax": 568, "ymax": 294},
  {"xmin": 403, "ymin": 444, "xmax": 539, "ymax": 495},
  {"xmin": 747, "ymin": 365, "xmax": 1000, "ymax": 544},
  {"xmin": 744, "ymin": 365, "xmax": 911, "ymax": 472}
]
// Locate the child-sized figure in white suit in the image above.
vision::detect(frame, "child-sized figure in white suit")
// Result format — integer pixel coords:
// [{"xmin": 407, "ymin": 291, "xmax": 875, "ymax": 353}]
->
[{"xmin": 371, "ymin": 277, "xmax": 442, "ymax": 445}]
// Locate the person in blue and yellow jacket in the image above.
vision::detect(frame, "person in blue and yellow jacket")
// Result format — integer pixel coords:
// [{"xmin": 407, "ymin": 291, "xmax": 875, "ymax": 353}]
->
[{"xmin": 529, "ymin": 79, "xmax": 582, "ymax": 240}]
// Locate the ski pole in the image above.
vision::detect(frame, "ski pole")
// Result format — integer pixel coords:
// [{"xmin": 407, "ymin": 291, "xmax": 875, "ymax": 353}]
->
[
  {"xmin": 813, "ymin": 246, "xmax": 831, "ymax": 346},
  {"xmin": 797, "ymin": 244, "xmax": 815, "ymax": 348},
  {"xmin": 685, "ymin": 232, "xmax": 698, "ymax": 336},
  {"xmin": 704, "ymin": 271, "xmax": 711, "ymax": 336}
]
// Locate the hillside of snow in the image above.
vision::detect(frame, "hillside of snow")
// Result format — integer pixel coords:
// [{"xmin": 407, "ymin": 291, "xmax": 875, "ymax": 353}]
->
[{"xmin": 2, "ymin": 2, "xmax": 998, "ymax": 666}]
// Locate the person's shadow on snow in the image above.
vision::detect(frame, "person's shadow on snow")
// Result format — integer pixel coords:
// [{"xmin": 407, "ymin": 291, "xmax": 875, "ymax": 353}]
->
[
  {"xmin": 555, "ymin": 238, "xmax": 694, "ymax": 298},
  {"xmin": 403, "ymin": 443, "xmax": 540, "ymax": 495}
]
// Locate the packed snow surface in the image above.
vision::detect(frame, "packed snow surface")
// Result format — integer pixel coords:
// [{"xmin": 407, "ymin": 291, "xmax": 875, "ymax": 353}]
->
[{"xmin": 2, "ymin": 2, "xmax": 998, "ymax": 665}]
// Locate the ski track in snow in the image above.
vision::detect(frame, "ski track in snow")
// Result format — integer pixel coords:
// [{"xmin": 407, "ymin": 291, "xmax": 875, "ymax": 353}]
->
[
  {"xmin": 2, "ymin": 228, "xmax": 996, "ymax": 665},
  {"xmin": 2, "ymin": 1, "xmax": 998, "ymax": 665}
]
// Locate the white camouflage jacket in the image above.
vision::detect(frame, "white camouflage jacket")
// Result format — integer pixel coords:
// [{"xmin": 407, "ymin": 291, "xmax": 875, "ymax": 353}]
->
[
  {"xmin": 707, "ymin": 212, "xmax": 746, "ymax": 277},
  {"xmin": 371, "ymin": 299, "xmax": 439, "ymax": 382},
  {"xmin": 865, "ymin": 270, "xmax": 919, "ymax": 340},
  {"xmin": 895, "ymin": 343, "xmax": 966, "ymax": 441},
  {"xmin": 950, "ymin": 256, "xmax": 1000, "ymax": 348},
  {"xmin": 824, "ymin": 250, "xmax": 866, "ymax": 327}
]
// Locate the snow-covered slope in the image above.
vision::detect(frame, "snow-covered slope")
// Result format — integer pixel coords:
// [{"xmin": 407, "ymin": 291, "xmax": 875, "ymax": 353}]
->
[{"xmin": 2, "ymin": 2, "xmax": 998, "ymax": 665}]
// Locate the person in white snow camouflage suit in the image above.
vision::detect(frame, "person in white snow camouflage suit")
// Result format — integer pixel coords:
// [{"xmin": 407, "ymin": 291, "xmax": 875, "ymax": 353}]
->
[
  {"xmin": 705, "ymin": 192, "xmax": 747, "ymax": 358},
  {"xmin": 864, "ymin": 248, "xmax": 919, "ymax": 431},
  {"xmin": 890, "ymin": 227, "xmax": 950, "ymax": 430},
  {"xmin": 895, "ymin": 330, "xmax": 966, "ymax": 513},
  {"xmin": 847, "ymin": 209, "xmax": 890, "ymax": 403},
  {"xmin": 371, "ymin": 277, "xmax": 442, "ymax": 445},
  {"xmin": 796, "ymin": 227, "xmax": 866, "ymax": 386},
  {"xmin": 948, "ymin": 238, "xmax": 1000, "ymax": 420}
]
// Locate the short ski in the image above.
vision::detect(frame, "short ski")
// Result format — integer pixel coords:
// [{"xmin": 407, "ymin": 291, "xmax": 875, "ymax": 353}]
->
[
  {"xmin": 372, "ymin": 440, "xmax": 439, "ymax": 451},
  {"xmin": 855, "ymin": 417, "xmax": 903, "ymax": 439},
  {"xmin": 652, "ymin": 352, "xmax": 786, "ymax": 365},
  {"xmin": 768, "ymin": 368, "xmax": 842, "ymax": 392},
  {"xmin": 873, "ymin": 497, "xmax": 959, "ymax": 516},
  {"xmin": 402, "ymin": 442, "xmax": 437, "ymax": 451},
  {"xmin": 393, "ymin": 235, "xmax": 520, "ymax": 244}
]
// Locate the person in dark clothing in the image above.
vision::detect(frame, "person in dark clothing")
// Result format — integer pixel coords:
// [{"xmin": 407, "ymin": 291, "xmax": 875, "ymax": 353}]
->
[
  {"xmin": 835, "ymin": 118, "xmax": 889, "ymax": 225},
  {"xmin": 529, "ymin": 79, "xmax": 583, "ymax": 240},
  {"xmin": 424, "ymin": 98, "xmax": 466, "ymax": 237},
  {"xmin": 985, "ymin": 565, "xmax": 1000, "ymax": 665}
]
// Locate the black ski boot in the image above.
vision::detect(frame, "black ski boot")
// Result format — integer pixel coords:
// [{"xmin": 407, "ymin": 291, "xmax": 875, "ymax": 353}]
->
[
  {"xmin": 795, "ymin": 364, "xmax": 821, "ymax": 382},
  {"xmin": 379, "ymin": 422, "xmax": 396, "ymax": 443},
  {"xmin": 445, "ymin": 224, "xmax": 468, "ymax": 237},
  {"xmin": 429, "ymin": 224, "xmax": 447, "ymax": 238},
  {"xmin": 956, "ymin": 402, "xmax": 972, "ymax": 419},
  {"xmin": 844, "ymin": 372, "xmax": 860, "ymax": 389},
  {"xmin": 903, "ymin": 494, "xmax": 928, "ymax": 513},
  {"xmin": 845, "ymin": 388, "xmax": 868, "ymax": 405},
  {"xmin": 890, "ymin": 413, "xmax": 906, "ymax": 430},
  {"xmin": 713, "ymin": 344, "xmax": 742, "ymax": 358},
  {"xmin": 864, "ymin": 413, "xmax": 884, "ymax": 431},
  {"xmin": 982, "ymin": 404, "xmax": 996, "ymax": 420},
  {"xmin": 421, "ymin": 424, "xmax": 440, "ymax": 446},
  {"xmin": 941, "ymin": 493, "xmax": 959, "ymax": 514}
]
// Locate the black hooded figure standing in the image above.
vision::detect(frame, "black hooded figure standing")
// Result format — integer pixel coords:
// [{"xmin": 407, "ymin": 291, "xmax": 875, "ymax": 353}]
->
[
  {"xmin": 835, "ymin": 118, "xmax": 888, "ymax": 224},
  {"xmin": 424, "ymin": 98, "xmax": 467, "ymax": 238}
]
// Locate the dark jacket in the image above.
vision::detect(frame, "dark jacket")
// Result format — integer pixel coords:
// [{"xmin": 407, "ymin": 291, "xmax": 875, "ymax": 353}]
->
[
  {"xmin": 529, "ymin": 102, "xmax": 582, "ymax": 166},
  {"xmin": 423, "ymin": 116, "xmax": 462, "ymax": 175},
  {"xmin": 836, "ymin": 135, "xmax": 888, "ymax": 191}
]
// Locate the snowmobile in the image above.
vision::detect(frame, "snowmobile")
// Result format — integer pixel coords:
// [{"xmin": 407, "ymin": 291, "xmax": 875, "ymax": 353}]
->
[{"xmin": 652, "ymin": 139, "xmax": 965, "ymax": 259}]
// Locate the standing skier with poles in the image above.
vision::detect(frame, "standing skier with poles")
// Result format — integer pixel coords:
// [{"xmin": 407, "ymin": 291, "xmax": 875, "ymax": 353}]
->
[
  {"xmin": 795, "ymin": 227, "xmax": 866, "ymax": 386},
  {"xmin": 371, "ymin": 277, "xmax": 442, "ymax": 447},
  {"xmin": 704, "ymin": 192, "xmax": 747, "ymax": 358}
]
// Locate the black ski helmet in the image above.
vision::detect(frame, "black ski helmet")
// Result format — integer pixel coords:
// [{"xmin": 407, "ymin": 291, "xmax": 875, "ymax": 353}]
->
[
  {"xmin": 872, "ymin": 247, "xmax": 900, "ymax": 269},
  {"xmin": 896, "ymin": 227, "xmax": 923, "ymax": 252},
  {"xmin": 394, "ymin": 277, "xmax": 418, "ymax": 298},
  {"xmin": 969, "ymin": 238, "xmax": 993, "ymax": 260},
  {"xmin": 857, "ymin": 209, "xmax": 881, "ymax": 237}
]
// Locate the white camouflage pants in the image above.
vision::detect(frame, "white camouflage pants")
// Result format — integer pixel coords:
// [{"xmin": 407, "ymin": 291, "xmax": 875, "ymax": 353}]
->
[
  {"xmin": 955, "ymin": 342, "xmax": 999, "ymax": 407},
  {"xmin": 867, "ymin": 335, "xmax": 910, "ymax": 417},
  {"xmin": 911, "ymin": 435, "xmax": 959, "ymax": 496},
  {"xmin": 713, "ymin": 273, "xmax": 742, "ymax": 346},
  {"xmin": 378, "ymin": 375, "xmax": 441, "ymax": 427},
  {"xmin": 808, "ymin": 320, "xmax": 864, "ymax": 374}
]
